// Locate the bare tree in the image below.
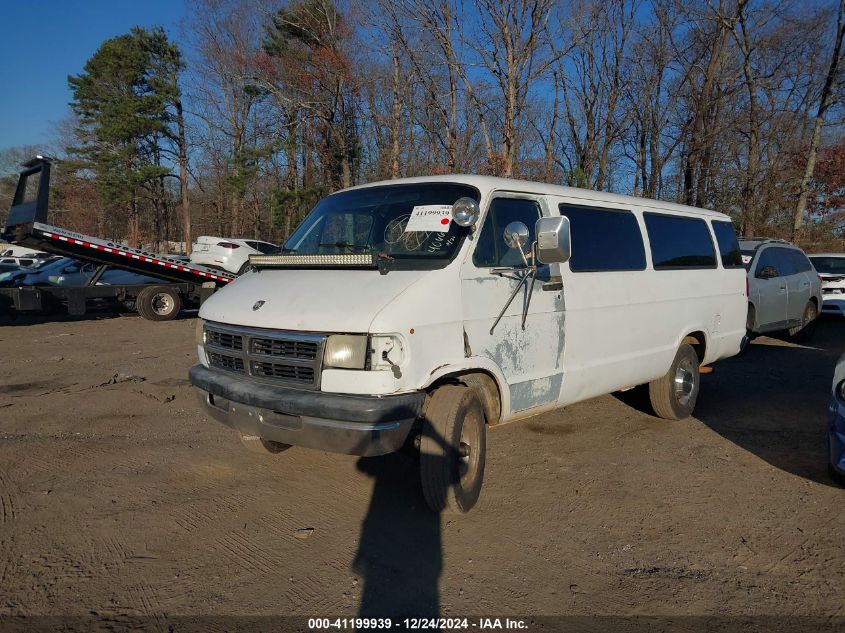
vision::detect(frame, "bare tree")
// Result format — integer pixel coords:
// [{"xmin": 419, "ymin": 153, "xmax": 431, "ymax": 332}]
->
[{"xmin": 793, "ymin": 0, "xmax": 845, "ymax": 237}]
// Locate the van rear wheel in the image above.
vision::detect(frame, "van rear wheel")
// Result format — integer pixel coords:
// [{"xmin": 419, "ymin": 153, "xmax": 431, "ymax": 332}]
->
[
  {"xmin": 419, "ymin": 385, "xmax": 486, "ymax": 514},
  {"xmin": 648, "ymin": 343, "xmax": 700, "ymax": 420}
]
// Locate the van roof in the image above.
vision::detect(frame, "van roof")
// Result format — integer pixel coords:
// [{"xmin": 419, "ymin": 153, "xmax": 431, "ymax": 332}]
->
[{"xmin": 344, "ymin": 174, "xmax": 731, "ymax": 220}]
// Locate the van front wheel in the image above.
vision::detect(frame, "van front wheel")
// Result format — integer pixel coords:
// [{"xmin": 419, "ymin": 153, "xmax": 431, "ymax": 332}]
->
[
  {"xmin": 419, "ymin": 385, "xmax": 486, "ymax": 514},
  {"xmin": 649, "ymin": 343, "xmax": 700, "ymax": 420}
]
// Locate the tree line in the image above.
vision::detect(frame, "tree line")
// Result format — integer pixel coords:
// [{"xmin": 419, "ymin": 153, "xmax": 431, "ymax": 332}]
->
[{"xmin": 1, "ymin": 0, "xmax": 843, "ymax": 253}]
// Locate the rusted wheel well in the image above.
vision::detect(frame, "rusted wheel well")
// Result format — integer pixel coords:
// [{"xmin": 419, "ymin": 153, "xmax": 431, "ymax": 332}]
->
[
  {"xmin": 427, "ymin": 370, "xmax": 502, "ymax": 426},
  {"xmin": 683, "ymin": 332, "xmax": 707, "ymax": 364}
]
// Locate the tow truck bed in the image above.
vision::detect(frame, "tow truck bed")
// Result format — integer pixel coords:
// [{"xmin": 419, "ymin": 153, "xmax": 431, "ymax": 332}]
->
[{"xmin": 1, "ymin": 157, "xmax": 236, "ymax": 320}]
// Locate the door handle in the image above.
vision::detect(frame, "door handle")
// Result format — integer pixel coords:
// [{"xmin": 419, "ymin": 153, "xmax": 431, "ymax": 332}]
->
[{"xmin": 778, "ymin": 285, "xmax": 786, "ymax": 291}]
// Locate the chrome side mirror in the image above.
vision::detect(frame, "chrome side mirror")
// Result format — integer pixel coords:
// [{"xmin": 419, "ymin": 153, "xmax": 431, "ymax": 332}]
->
[
  {"xmin": 535, "ymin": 216, "xmax": 571, "ymax": 264},
  {"xmin": 503, "ymin": 221, "xmax": 530, "ymax": 251}
]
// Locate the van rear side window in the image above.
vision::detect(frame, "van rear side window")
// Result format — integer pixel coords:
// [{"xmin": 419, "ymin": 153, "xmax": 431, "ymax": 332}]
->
[
  {"xmin": 558, "ymin": 205, "xmax": 646, "ymax": 272},
  {"xmin": 644, "ymin": 213, "xmax": 717, "ymax": 269},
  {"xmin": 711, "ymin": 221, "xmax": 744, "ymax": 268}
]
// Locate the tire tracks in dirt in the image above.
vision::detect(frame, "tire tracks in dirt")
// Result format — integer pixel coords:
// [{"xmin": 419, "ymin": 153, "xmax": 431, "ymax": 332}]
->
[{"xmin": 0, "ymin": 467, "xmax": 17, "ymax": 525}]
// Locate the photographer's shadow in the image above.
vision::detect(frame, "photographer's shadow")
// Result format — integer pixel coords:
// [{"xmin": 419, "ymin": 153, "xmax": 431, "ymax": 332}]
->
[{"xmin": 352, "ymin": 450, "xmax": 443, "ymax": 618}]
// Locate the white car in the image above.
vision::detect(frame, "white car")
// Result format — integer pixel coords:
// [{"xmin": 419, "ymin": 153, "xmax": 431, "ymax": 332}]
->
[
  {"xmin": 189, "ymin": 175, "xmax": 747, "ymax": 514},
  {"xmin": 0, "ymin": 245, "xmax": 46, "ymax": 258},
  {"xmin": 189, "ymin": 236, "xmax": 278, "ymax": 275},
  {"xmin": 808, "ymin": 253, "xmax": 845, "ymax": 317}
]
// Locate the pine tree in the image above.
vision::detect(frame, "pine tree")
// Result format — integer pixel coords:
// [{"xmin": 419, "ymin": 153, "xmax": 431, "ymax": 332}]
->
[{"xmin": 67, "ymin": 27, "xmax": 189, "ymax": 249}]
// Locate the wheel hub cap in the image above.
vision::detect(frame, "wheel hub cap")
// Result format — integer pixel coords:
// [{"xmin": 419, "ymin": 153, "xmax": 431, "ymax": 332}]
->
[{"xmin": 674, "ymin": 360, "xmax": 695, "ymax": 406}]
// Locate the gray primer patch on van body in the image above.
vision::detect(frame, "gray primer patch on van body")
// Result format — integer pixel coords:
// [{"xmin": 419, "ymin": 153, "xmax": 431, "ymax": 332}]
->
[{"xmin": 509, "ymin": 373, "xmax": 564, "ymax": 412}]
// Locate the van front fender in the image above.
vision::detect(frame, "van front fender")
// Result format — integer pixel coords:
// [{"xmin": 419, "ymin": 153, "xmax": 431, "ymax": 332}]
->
[{"xmin": 422, "ymin": 357, "xmax": 511, "ymax": 423}]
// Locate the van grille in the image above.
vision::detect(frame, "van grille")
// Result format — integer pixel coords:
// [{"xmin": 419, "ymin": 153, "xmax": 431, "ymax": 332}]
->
[
  {"xmin": 251, "ymin": 337, "xmax": 319, "ymax": 360},
  {"xmin": 251, "ymin": 361, "xmax": 315, "ymax": 383},
  {"xmin": 203, "ymin": 323, "xmax": 326, "ymax": 389},
  {"xmin": 206, "ymin": 330, "xmax": 243, "ymax": 351},
  {"xmin": 207, "ymin": 351, "xmax": 245, "ymax": 373}
]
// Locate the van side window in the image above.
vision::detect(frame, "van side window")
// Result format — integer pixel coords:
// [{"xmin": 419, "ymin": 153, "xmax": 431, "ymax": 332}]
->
[
  {"xmin": 644, "ymin": 213, "xmax": 717, "ymax": 269},
  {"xmin": 710, "ymin": 221, "xmax": 744, "ymax": 268},
  {"xmin": 473, "ymin": 197, "xmax": 541, "ymax": 267},
  {"xmin": 558, "ymin": 205, "xmax": 645, "ymax": 272}
]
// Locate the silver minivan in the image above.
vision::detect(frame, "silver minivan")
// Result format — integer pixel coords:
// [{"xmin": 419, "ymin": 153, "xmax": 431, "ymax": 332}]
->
[{"xmin": 740, "ymin": 238, "xmax": 822, "ymax": 342}]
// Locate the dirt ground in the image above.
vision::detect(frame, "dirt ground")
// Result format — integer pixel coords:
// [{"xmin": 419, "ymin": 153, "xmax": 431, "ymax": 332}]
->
[{"xmin": 0, "ymin": 312, "xmax": 843, "ymax": 625}]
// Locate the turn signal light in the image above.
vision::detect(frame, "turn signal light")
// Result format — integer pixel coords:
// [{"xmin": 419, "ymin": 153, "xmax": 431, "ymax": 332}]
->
[{"xmin": 217, "ymin": 242, "xmax": 240, "ymax": 249}]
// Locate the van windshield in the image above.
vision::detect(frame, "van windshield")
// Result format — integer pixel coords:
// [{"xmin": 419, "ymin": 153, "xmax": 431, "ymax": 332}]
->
[{"xmin": 282, "ymin": 183, "xmax": 479, "ymax": 266}]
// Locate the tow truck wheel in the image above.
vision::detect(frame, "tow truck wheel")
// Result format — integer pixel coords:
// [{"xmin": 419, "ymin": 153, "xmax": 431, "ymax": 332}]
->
[
  {"xmin": 240, "ymin": 434, "xmax": 291, "ymax": 455},
  {"xmin": 648, "ymin": 343, "xmax": 700, "ymax": 420},
  {"xmin": 136, "ymin": 286, "xmax": 182, "ymax": 321},
  {"xmin": 419, "ymin": 384, "xmax": 486, "ymax": 514}
]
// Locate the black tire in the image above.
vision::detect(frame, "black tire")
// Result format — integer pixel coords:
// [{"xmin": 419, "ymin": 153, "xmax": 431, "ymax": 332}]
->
[
  {"xmin": 236, "ymin": 261, "xmax": 254, "ymax": 275},
  {"xmin": 136, "ymin": 285, "xmax": 182, "ymax": 321},
  {"xmin": 419, "ymin": 384, "xmax": 486, "ymax": 514},
  {"xmin": 788, "ymin": 301, "xmax": 818, "ymax": 343},
  {"xmin": 830, "ymin": 463, "xmax": 845, "ymax": 486},
  {"xmin": 648, "ymin": 343, "xmax": 700, "ymax": 420},
  {"xmin": 240, "ymin": 433, "xmax": 291, "ymax": 455},
  {"xmin": 828, "ymin": 435, "xmax": 845, "ymax": 486},
  {"xmin": 737, "ymin": 306, "xmax": 755, "ymax": 356}
]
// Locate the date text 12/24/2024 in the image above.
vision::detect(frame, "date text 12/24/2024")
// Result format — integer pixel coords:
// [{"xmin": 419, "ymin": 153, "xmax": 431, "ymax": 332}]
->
[{"xmin": 308, "ymin": 618, "xmax": 529, "ymax": 630}]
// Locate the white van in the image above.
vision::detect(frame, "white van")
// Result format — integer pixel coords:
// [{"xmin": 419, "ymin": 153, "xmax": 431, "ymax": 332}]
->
[{"xmin": 189, "ymin": 176, "xmax": 747, "ymax": 513}]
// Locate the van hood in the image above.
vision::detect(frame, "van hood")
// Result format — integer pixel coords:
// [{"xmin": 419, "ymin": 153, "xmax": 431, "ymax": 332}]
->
[{"xmin": 199, "ymin": 268, "xmax": 425, "ymax": 333}]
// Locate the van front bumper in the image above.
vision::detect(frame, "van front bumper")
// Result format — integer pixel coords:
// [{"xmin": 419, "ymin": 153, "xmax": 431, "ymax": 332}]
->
[{"xmin": 189, "ymin": 364, "xmax": 424, "ymax": 456}]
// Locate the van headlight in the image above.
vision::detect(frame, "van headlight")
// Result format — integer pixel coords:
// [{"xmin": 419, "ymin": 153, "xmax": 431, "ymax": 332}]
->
[
  {"xmin": 324, "ymin": 335, "xmax": 368, "ymax": 369},
  {"xmin": 371, "ymin": 335, "xmax": 405, "ymax": 369}
]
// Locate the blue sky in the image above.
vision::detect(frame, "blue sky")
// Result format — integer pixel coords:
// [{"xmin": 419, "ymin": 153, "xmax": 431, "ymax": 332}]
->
[{"xmin": 0, "ymin": 1, "xmax": 184, "ymax": 150}]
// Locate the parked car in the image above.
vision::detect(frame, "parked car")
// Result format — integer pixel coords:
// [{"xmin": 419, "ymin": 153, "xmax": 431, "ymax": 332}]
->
[
  {"xmin": 827, "ymin": 352, "xmax": 845, "ymax": 486},
  {"xmin": 0, "ymin": 257, "xmax": 95, "ymax": 288},
  {"xmin": 808, "ymin": 253, "xmax": 845, "ymax": 317},
  {"xmin": 0, "ymin": 245, "xmax": 46, "ymax": 258},
  {"xmin": 0, "ymin": 262, "xmax": 24, "ymax": 275},
  {"xmin": 0, "ymin": 255, "xmax": 48, "ymax": 268},
  {"xmin": 190, "ymin": 175, "xmax": 747, "ymax": 513},
  {"xmin": 96, "ymin": 268, "xmax": 168, "ymax": 286},
  {"xmin": 0, "ymin": 256, "xmax": 60, "ymax": 287},
  {"xmin": 189, "ymin": 236, "xmax": 278, "ymax": 274},
  {"xmin": 739, "ymin": 238, "xmax": 821, "ymax": 343}
]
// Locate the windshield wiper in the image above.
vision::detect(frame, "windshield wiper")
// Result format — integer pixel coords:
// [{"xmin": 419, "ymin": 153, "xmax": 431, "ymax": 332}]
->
[{"xmin": 319, "ymin": 242, "xmax": 370, "ymax": 252}]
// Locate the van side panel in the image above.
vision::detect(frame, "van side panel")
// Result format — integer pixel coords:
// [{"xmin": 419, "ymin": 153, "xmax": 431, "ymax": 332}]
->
[{"xmin": 550, "ymin": 196, "xmax": 746, "ymax": 406}]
